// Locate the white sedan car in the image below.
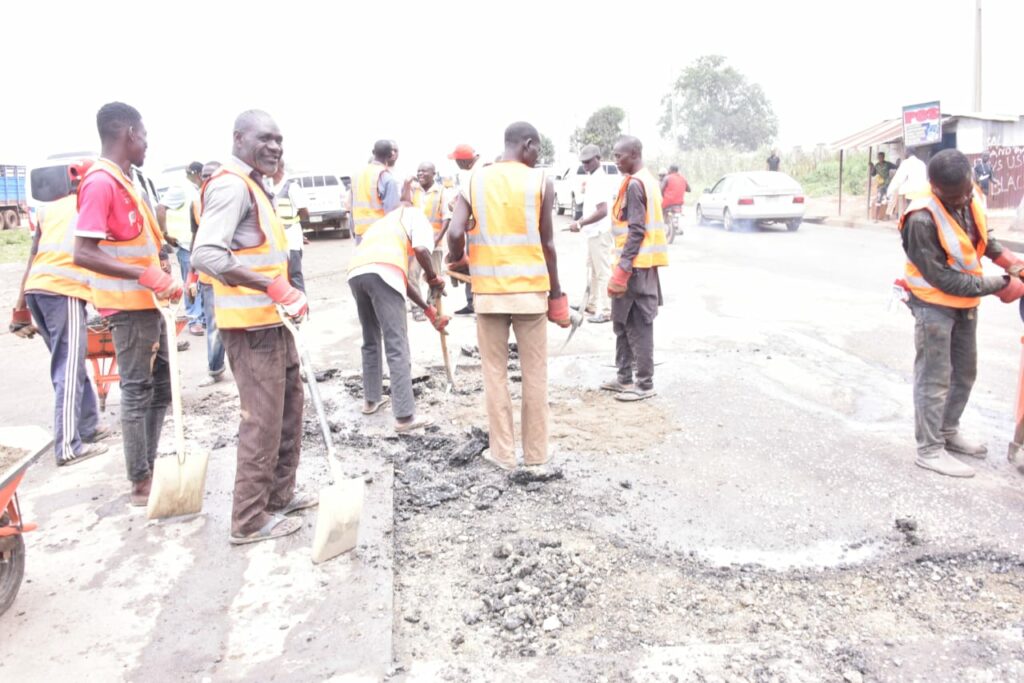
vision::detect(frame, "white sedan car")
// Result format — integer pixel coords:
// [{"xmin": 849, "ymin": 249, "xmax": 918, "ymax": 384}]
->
[{"xmin": 695, "ymin": 171, "xmax": 806, "ymax": 231}]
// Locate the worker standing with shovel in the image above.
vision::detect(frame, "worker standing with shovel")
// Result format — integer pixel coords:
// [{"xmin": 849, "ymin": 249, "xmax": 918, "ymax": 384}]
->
[{"xmin": 191, "ymin": 110, "xmax": 312, "ymax": 545}]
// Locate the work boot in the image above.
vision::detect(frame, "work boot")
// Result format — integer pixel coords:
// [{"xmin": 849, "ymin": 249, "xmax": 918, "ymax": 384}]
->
[
  {"xmin": 944, "ymin": 434, "xmax": 988, "ymax": 459},
  {"xmin": 130, "ymin": 477, "xmax": 153, "ymax": 507},
  {"xmin": 915, "ymin": 451, "xmax": 975, "ymax": 478},
  {"xmin": 600, "ymin": 379, "xmax": 634, "ymax": 393}
]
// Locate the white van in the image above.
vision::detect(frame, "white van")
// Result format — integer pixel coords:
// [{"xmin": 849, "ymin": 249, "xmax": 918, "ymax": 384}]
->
[
  {"xmin": 551, "ymin": 160, "xmax": 620, "ymax": 217},
  {"xmin": 289, "ymin": 172, "xmax": 350, "ymax": 236}
]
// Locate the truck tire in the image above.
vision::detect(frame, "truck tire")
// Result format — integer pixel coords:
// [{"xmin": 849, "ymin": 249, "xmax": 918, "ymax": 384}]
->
[{"xmin": 3, "ymin": 209, "xmax": 19, "ymax": 230}]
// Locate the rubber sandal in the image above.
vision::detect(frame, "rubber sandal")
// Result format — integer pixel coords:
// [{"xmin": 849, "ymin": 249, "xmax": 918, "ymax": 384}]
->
[
  {"xmin": 395, "ymin": 416, "xmax": 433, "ymax": 433},
  {"xmin": 600, "ymin": 380, "xmax": 634, "ymax": 393},
  {"xmin": 229, "ymin": 514, "xmax": 302, "ymax": 545},
  {"xmin": 58, "ymin": 442, "xmax": 108, "ymax": 467},
  {"xmin": 83, "ymin": 424, "xmax": 114, "ymax": 443},
  {"xmin": 615, "ymin": 388, "xmax": 657, "ymax": 402},
  {"xmin": 362, "ymin": 397, "xmax": 391, "ymax": 415},
  {"xmin": 273, "ymin": 493, "xmax": 318, "ymax": 516},
  {"xmin": 482, "ymin": 449, "xmax": 516, "ymax": 471}
]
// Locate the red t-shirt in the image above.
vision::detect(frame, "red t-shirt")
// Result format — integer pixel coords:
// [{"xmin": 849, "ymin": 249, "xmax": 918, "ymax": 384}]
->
[
  {"xmin": 75, "ymin": 170, "xmax": 145, "ymax": 242},
  {"xmin": 662, "ymin": 173, "xmax": 687, "ymax": 207}
]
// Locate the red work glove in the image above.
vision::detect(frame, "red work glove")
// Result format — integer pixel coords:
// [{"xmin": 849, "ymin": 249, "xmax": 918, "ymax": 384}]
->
[
  {"xmin": 139, "ymin": 264, "xmax": 183, "ymax": 302},
  {"xmin": 9, "ymin": 307, "xmax": 38, "ymax": 339},
  {"xmin": 995, "ymin": 277, "xmax": 1024, "ymax": 303},
  {"xmin": 994, "ymin": 250, "xmax": 1024, "ymax": 278},
  {"xmin": 607, "ymin": 265, "xmax": 630, "ymax": 298},
  {"xmin": 267, "ymin": 274, "xmax": 309, "ymax": 320},
  {"xmin": 426, "ymin": 274, "xmax": 446, "ymax": 297},
  {"xmin": 424, "ymin": 305, "xmax": 450, "ymax": 331},
  {"xmin": 547, "ymin": 294, "xmax": 571, "ymax": 328}
]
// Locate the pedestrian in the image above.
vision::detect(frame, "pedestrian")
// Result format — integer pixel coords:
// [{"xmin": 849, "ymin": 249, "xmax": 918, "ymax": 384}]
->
[
  {"xmin": 448, "ymin": 143, "xmax": 480, "ymax": 316},
  {"xmin": 408, "ymin": 161, "xmax": 448, "ymax": 321},
  {"xmin": 191, "ymin": 110, "xmax": 314, "ymax": 544},
  {"xmin": 11, "ymin": 157, "xmax": 111, "ymax": 466},
  {"xmin": 887, "ymin": 148, "xmax": 929, "ymax": 216},
  {"xmin": 157, "ymin": 161, "xmax": 205, "ymax": 335},
  {"xmin": 767, "ymin": 149, "xmax": 780, "ymax": 172},
  {"xmin": 601, "ymin": 135, "xmax": 669, "ymax": 402},
  {"xmin": 352, "ymin": 140, "xmax": 400, "ymax": 244},
  {"xmin": 186, "ymin": 161, "xmax": 227, "ymax": 386},
  {"xmin": 973, "ymin": 151, "xmax": 995, "ymax": 199},
  {"xmin": 869, "ymin": 152, "xmax": 897, "ymax": 220},
  {"xmin": 568, "ymin": 143, "xmax": 615, "ymax": 323},
  {"xmin": 72, "ymin": 102, "xmax": 181, "ymax": 506},
  {"xmin": 899, "ymin": 149, "xmax": 1024, "ymax": 478},
  {"xmin": 271, "ymin": 158, "xmax": 306, "ymax": 293},
  {"xmin": 659, "ymin": 163, "xmax": 690, "ymax": 237},
  {"xmin": 347, "ymin": 185, "xmax": 450, "ymax": 432},
  {"xmin": 447, "ymin": 121, "xmax": 571, "ymax": 471}
]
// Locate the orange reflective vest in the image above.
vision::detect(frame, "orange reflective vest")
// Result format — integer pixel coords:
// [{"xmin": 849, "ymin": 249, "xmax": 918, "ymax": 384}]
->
[
  {"xmin": 898, "ymin": 191, "xmax": 988, "ymax": 308},
  {"xmin": 346, "ymin": 208, "xmax": 414, "ymax": 278},
  {"xmin": 352, "ymin": 162, "xmax": 388, "ymax": 237},
  {"xmin": 80, "ymin": 159, "xmax": 164, "ymax": 311},
  {"xmin": 413, "ymin": 183, "xmax": 445, "ymax": 235},
  {"xmin": 466, "ymin": 161, "xmax": 551, "ymax": 295},
  {"xmin": 24, "ymin": 194, "xmax": 92, "ymax": 301},
  {"xmin": 611, "ymin": 167, "xmax": 669, "ymax": 269},
  {"xmin": 204, "ymin": 166, "xmax": 289, "ymax": 329}
]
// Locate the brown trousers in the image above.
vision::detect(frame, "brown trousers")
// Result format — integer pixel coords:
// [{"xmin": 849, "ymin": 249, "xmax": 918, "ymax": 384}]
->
[
  {"xmin": 222, "ymin": 326, "xmax": 304, "ymax": 536},
  {"xmin": 476, "ymin": 312, "xmax": 549, "ymax": 466}
]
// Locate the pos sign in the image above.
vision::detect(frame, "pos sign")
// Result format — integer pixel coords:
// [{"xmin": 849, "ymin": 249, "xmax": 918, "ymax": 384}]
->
[{"xmin": 903, "ymin": 101, "xmax": 942, "ymax": 148}]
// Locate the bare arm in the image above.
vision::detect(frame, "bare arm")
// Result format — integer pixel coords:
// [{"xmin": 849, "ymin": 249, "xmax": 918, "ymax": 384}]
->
[
  {"xmin": 577, "ymin": 201, "xmax": 608, "ymax": 228},
  {"xmin": 406, "ymin": 280, "xmax": 429, "ymax": 311},
  {"xmin": 74, "ymin": 236, "xmax": 147, "ymax": 280},
  {"xmin": 413, "ymin": 245, "xmax": 438, "ymax": 283},
  {"xmin": 539, "ymin": 176, "xmax": 562, "ymax": 298},
  {"xmin": 446, "ymin": 195, "xmax": 471, "ymax": 265},
  {"xmin": 15, "ymin": 228, "xmax": 42, "ymax": 309}
]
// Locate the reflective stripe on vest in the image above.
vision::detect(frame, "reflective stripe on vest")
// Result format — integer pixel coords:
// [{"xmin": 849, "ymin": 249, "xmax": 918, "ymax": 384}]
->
[
  {"xmin": 80, "ymin": 159, "xmax": 163, "ymax": 310},
  {"xmin": 611, "ymin": 167, "xmax": 670, "ymax": 269},
  {"xmin": 413, "ymin": 184, "xmax": 444, "ymax": 234},
  {"xmin": 205, "ymin": 166, "xmax": 289, "ymax": 329},
  {"xmin": 898, "ymin": 192, "xmax": 988, "ymax": 309},
  {"xmin": 346, "ymin": 208, "xmax": 414, "ymax": 278},
  {"xmin": 24, "ymin": 195, "xmax": 92, "ymax": 300},
  {"xmin": 164, "ymin": 198, "xmax": 193, "ymax": 245},
  {"xmin": 352, "ymin": 162, "xmax": 387, "ymax": 236},
  {"xmin": 467, "ymin": 161, "xmax": 550, "ymax": 295}
]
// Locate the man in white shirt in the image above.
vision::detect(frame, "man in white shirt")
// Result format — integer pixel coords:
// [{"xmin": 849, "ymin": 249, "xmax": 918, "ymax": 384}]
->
[
  {"xmin": 568, "ymin": 144, "xmax": 614, "ymax": 323},
  {"xmin": 887, "ymin": 149, "xmax": 929, "ymax": 216},
  {"xmin": 347, "ymin": 181, "xmax": 449, "ymax": 432}
]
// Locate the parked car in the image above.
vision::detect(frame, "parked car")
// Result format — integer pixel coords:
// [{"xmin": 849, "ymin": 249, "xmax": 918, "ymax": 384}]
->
[
  {"xmin": 551, "ymin": 160, "xmax": 620, "ymax": 217},
  {"xmin": 695, "ymin": 171, "xmax": 806, "ymax": 231},
  {"xmin": 290, "ymin": 172, "xmax": 350, "ymax": 236}
]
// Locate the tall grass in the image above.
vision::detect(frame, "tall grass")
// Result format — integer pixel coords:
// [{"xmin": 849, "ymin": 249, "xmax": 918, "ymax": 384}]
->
[
  {"xmin": 654, "ymin": 147, "xmax": 869, "ymax": 198},
  {"xmin": 0, "ymin": 229, "xmax": 30, "ymax": 265}
]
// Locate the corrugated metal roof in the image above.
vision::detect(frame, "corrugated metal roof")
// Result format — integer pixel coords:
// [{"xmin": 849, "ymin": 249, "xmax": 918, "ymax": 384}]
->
[{"xmin": 830, "ymin": 119, "xmax": 905, "ymax": 152}]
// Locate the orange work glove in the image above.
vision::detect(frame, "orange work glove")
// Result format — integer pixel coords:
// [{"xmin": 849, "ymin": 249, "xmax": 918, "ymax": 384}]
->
[
  {"xmin": 267, "ymin": 274, "xmax": 309, "ymax": 319},
  {"xmin": 424, "ymin": 305, "xmax": 451, "ymax": 331},
  {"xmin": 995, "ymin": 277, "xmax": 1024, "ymax": 303},
  {"xmin": 994, "ymin": 250, "xmax": 1024, "ymax": 278},
  {"xmin": 139, "ymin": 264, "xmax": 183, "ymax": 301},
  {"xmin": 547, "ymin": 294, "xmax": 571, "ymax": 328},
  {"xmin": 607, "ymin": 265, "xmax": 630, "ymax": 298}
]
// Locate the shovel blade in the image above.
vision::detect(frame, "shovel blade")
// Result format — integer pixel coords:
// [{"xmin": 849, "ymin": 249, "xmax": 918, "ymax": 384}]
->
[
  {"xmin": 311, "ymin": 477, "xmax": 365, "ymax": 564},
  {"xmin": 146, "ymin": 451, "xmax": 210, "ymax": 519}
]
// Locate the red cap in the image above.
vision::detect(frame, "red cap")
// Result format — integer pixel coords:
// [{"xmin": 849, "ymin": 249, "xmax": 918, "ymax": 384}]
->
[{"xmin": 448, "ymin": 144, "xmax": 476, "ymax": 160}]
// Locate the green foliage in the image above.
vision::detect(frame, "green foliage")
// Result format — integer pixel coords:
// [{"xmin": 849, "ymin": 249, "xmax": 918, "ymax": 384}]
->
[
  {"xmin": 660, "ymin": 55, "xmax": 778, "ymax": 152},
  {"xmin": 652, "ymin": 147, "xmax": 869, "ymax": 199},
  {"xmin": 570, "ymin": 106, "xmax": 626, "ymax": 157},
  {"xmin": 539, "ymin": 134, "xmax": 556, "ymax": 166},
  {"xmin": 0, "ymin": 228, "xmax": 30, "ymax": 264}
]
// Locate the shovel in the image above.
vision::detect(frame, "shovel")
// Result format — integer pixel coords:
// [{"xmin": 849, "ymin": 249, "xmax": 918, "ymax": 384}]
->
[
  {"xmin": 147, "ymin": 299, "xmax": 210, "ymax": 520},
  {"xmin": 427, "ymin": 289, "xmax": 456, "ymax": 393},
  {"xmin": 279, "ymin": 311, "xmax": 365, "ymax": 563}
]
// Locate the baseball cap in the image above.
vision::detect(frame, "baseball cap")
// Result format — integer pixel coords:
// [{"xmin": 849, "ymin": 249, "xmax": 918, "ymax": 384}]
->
[
  {"xmin": 579, "ymin": 144, "xmax": 601, "ymax": 162},
  {"xmin": 448, "ymin": 144, "xmax": 476, "ymax": 160}
]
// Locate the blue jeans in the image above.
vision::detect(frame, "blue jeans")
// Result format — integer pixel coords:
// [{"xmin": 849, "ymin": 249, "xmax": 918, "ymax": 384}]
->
[
  {"xmin": 25, "ymin": 292, "xmax": 101, "ymax": 462},
  {"xmin": 175, "ymin": 248, "xmax": 202, "ymax": 324},
  {"xmin": 199, "ymin": 283, "xmax": 226, "ymax": 375}
]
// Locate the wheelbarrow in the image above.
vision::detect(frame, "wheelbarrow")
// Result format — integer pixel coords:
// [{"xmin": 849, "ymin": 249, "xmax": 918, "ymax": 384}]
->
[
  {"xmin": 86, "ymin": 314, "xmax": 189, "ymax": 412},
  {"xmin": 0, "ymin": 425, "xmax": 51, "ymax": 617}
]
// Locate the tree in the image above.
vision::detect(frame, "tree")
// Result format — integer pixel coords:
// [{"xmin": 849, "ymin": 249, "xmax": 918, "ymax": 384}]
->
[
  {"xmin": 659, "ymin": 55, "xmax": 778, "ymax": 152},
  {"xmin": 539, "ymin": 134, "xmax": 556, "ymax": 166},
  {"xmin": 571, "ymin": 106, "xmax": 626, "ymax": 157}
]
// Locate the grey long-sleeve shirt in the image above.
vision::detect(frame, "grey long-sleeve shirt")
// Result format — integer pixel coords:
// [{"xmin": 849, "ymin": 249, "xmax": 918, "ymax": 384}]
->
[
  {"xmin": 900, "ymin": 204, "xmax": 1008, "ymax": 308},
  {"xmin": 612, "ymin": 177, "xmax": 663, "ymax": 314},
  {"xmin": 191, "ymin": 156, "xmax": 266, "ymax": 283}
]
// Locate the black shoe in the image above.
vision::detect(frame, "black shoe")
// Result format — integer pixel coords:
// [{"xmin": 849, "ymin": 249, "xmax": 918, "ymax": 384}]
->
[{"xmin": 454, "ymin": 306, "xmax": 474, "ymax": 316}]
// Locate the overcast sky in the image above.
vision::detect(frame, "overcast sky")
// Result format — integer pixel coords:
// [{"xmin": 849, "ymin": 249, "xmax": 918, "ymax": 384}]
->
[{"xmin": 4, "ymin": 0, "xmax": 1021, "ymax": 178}]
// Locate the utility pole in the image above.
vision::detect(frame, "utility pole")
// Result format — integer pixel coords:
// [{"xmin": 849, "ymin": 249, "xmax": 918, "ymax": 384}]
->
[{"xmin": 973, "ymin": 0, "xmax": 983, "ymax": 111}]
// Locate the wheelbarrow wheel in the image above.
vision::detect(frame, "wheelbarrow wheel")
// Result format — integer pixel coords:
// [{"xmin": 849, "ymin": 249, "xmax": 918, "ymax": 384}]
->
[{"xmin": 0, "ymin": 531, "xmax": 25, "ymax": 616}]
